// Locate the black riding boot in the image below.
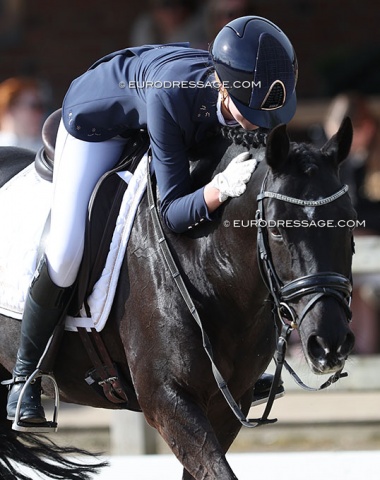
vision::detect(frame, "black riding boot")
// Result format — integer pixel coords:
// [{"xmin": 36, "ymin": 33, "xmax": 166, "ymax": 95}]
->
[{"xmin": 6, "ymin": 257, "xmax": 71, "ymax": 423}]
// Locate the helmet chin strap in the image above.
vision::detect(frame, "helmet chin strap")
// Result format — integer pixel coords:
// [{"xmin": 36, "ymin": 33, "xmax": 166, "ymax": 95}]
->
[
  {"xmin": 217, "ymin": 80, "xmax": 260, "ymax": 131},
  {"xmin": 218, "ymin": 88, "xmax": 234, "ymax": 122},
  {"xmin": 214, "ymin": 72, "xmax": 233, "ymax": 120},
  {"xmin": 220, "ymin": 91, "xmax": 259, "ymax": 131}
]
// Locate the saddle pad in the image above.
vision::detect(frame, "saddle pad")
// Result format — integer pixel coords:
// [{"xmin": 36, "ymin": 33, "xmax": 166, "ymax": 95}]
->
[
  {"xmin": 0, "ymin": 164, "xmax": 52, "ymax": 318},
  {"xmin": 65, "ymin": 153, "xmax": 148, "ymax": 331},
  {"xmin": 0, "ymin": 154, "xmax": 148, "ymax": 332}
]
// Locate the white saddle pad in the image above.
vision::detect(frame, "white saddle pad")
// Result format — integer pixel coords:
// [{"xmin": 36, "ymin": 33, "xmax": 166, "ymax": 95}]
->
[
  {"xmin": 0, "ymin": 164, "xmax": 52, "ymax": 318},
  {"xmin": 65, "ymin": 155, "xmax": 148, "ymax": 331},
  {"xmin": 0, "ymin": 155, "xmax": 148, "ymax": 332}
]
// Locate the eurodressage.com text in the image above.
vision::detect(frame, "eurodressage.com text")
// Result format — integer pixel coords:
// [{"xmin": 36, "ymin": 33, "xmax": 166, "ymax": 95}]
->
[
  {"xmin": 127, "ymin": 80, "xmax": 261, "ymax": 89},
  {"xmin": 225, "ymin": 219, "xmax": 365, "ymax": 228}
]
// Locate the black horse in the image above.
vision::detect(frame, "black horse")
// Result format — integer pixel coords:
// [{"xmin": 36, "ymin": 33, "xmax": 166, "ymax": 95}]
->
[{"xmin": 0, "ymin": 119, "xmax": 355, "ymax": 480}]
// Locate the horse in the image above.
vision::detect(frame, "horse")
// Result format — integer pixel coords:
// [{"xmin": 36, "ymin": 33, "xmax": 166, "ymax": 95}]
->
[{"xmin": 0, "ymin": 118, "xmax": 356, "ymax": 480}]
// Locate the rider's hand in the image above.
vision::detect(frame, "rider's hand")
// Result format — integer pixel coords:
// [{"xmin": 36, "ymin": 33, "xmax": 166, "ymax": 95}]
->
[{"xmin": 210, "ymin": 152, "xmax": 257, "ymax": 203}]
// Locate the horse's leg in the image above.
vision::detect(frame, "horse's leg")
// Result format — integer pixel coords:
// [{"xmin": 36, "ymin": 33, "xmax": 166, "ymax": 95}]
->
[
  {"xmin": 139, "ymin": 386, "xmax": 238, "ymax": 480},
  {"xmin": 180, "ymin": 388, "xmax": 252, "ymax": 480},
  {"xmin": 210, "ymin": 389, "xmax": 252, "ymax": 450},
  {"xmin": 178, "ymin": 382, "xmax": 252, "ymax": 480}
]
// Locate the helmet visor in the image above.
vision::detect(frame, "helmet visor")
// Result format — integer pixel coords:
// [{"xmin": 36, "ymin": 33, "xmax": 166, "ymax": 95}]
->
[{"xmin": 229, "ymin": 88, "xmax": 297, "ymax": 128}]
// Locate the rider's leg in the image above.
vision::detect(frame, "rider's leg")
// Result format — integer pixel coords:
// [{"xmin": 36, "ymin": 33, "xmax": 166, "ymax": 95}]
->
[
  {"xmin": 6, "ymin": 256, "xmax": 72, "ymax": 422},
  {"xmin": 46, "ymin": 121, "xmax": 127, "ymax": 287},
  {"xmin": 7, "ymin": 122, "xmax": 128, "ymax": 423}
]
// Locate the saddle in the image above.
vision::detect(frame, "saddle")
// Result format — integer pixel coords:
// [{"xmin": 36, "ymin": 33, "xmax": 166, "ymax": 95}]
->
[
  {"xmin": 35, "ymin": 109, "xmax": 150, "ymax": 315},
  {"xmin": 33, "ymin": 110, "xmax": 149, "ymax": 414}
]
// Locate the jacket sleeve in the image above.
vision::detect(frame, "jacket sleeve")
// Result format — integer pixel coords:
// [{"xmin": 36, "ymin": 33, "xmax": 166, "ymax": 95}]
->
[{"xmin": 147, "ymin": 89, "xmax": 213, "ymax": 233}]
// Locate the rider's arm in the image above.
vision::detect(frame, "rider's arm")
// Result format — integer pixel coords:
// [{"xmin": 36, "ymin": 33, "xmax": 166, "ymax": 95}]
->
[{"xmin": 147, "ymin": 90, "xmax": 215, "ymax": 233}]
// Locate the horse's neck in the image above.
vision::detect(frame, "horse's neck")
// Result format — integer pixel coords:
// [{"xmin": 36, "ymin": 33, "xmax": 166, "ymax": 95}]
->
[
  {"xmin": 220, "ymin": 159, "xmax": 267, "ymax": 219},
  {"xmin": 184, "ymin": 163, "xmax": 267, "ymax": 310}
]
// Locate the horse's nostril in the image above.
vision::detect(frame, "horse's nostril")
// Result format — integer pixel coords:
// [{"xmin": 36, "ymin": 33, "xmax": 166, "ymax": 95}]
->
[
  {"xmin": 316, "ymin": 336, "xmax": 330, "ymax": 354},
  {"xmin": 338, "ymin": 331, "xmax": 355, "ymax": 357},
  {"xmin": 308, "ymin": 331, "xmax": 355, "ymax": 364},
  {"xmin": 307, "ymin": 335, "xmax": 327, "ymax": 360}
]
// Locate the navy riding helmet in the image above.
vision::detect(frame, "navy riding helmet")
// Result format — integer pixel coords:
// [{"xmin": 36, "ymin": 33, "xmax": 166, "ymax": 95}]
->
[{"xmin": 211, "ymin": 16, "xmax": 298, "ymax": 128}]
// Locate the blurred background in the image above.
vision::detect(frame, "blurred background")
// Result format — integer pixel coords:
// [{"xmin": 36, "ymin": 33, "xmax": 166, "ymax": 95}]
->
[
  {"xmin": 1, "ymin": 1, "xmax": 379, "ymax": 110},
  {"xmin": 1, "ymin": 0, "xmax": 380, "ymax": 461},
  {"xmin": 4, "ymin": 0, "xmax": 378, "ymax": 350}
]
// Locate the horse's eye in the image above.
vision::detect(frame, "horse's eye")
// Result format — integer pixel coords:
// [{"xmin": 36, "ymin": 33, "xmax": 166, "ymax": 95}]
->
[{"xmin": 270, "ymin": 227, "xmax": 282, "ymax": 239}]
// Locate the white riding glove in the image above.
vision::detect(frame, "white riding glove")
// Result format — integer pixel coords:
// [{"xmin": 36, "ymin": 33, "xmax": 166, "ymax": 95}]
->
[{"xmin": 210, "ymin": 152, "xmax": 257, "ymax": 203}]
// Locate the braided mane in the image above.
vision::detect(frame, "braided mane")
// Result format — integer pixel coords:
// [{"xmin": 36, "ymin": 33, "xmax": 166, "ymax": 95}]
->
[{"xmin": 220, "ymin": 126, "xmax": 268, "ymax": 149}]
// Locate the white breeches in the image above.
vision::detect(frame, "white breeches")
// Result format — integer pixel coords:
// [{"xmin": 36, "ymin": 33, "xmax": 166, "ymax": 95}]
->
[{"xmin": 45, "ymin": 121, "xmax": 128, "ymax": 287}]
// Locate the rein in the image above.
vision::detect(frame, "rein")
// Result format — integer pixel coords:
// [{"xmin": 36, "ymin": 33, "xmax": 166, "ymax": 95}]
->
[{"xmin": 147, "ymin": 155, "xmax": 274, "ymax": 428}]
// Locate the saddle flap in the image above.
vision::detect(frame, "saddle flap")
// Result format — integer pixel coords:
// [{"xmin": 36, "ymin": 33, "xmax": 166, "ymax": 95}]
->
[{"xmin": 68, "ymin": 130, "xmax": 150, "ymax": 316}]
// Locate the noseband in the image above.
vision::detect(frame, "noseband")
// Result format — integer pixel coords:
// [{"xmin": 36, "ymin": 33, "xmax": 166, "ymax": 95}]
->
[{"xmin": 256, "ymin": 173, "xmax": 352, "ymax": 330}]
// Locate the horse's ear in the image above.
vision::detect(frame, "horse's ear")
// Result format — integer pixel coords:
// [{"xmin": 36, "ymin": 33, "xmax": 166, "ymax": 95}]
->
[
  {"xmin": 321, "ymin": 117, "xmax": 353, "ymax": 165},
  {"xmin": 266, "ymin": 124, "xmax": 290, "ymax": 171}
]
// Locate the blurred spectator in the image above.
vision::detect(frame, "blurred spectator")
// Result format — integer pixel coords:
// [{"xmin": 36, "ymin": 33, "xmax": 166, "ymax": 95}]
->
[
  {"xmin": 324, "ymin": 92, "xmax": 380, "ymax": 354},
  {"xmin": 325, "ymin": 92, "xmax": 380, "ymax": 233},
  {"xmin": 0, "ymin": 76, "xmax": 49, "ymax": 151},
  {"xmin": 130, "ymin": 0, "xmax": 198, "ymax": 45},
  {"xmin": 181, "ymin": 0, "xmax": 255, "ymax": 49},
  {"xmin": 204, "ymin": 0, "xmax": 255, "ymax": 43},
  {"xmin": 130, "ymin": 0, "xmax": 255, "ymax": 50}
]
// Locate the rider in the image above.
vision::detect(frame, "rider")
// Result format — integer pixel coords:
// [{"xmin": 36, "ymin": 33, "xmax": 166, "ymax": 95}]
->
[{"xmin": 6, "ymin": 16, "xmax": 297, "ymax": 426}]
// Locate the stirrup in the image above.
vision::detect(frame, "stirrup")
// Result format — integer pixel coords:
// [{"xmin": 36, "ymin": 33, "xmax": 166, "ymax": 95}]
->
[
  {"xmin": 251, "ymin": 387, "xmax": 285, "ymax": 407},
  {"xmin": 12, "ymin": 369, "xmax": 60, "ymax": 433}
]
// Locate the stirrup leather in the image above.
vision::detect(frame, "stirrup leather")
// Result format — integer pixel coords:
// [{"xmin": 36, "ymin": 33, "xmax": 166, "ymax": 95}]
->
[{"xmin": 12, "ymin": 369, "xmax": 60, "ymax": 433}]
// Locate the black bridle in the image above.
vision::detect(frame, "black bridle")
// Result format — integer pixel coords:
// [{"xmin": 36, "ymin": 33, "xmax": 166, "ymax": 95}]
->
[
  {"xmin": 256, "ymin": 172, "xmax": 352, "ymax": 328},
  {"xmin": 254, "ymin": 172, "xmax": 353, "ymax": 423}
]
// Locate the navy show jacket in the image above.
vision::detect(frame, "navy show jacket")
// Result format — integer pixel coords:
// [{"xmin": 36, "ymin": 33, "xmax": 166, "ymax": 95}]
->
[{"xmin": 62, "ymin": 44, "xmax": 221, "ymax": 233}]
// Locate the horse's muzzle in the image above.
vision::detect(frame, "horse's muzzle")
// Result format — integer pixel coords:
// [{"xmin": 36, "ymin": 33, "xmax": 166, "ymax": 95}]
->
[{"xmin": 306, "ymin": 330, "xmax": 355, "ymax": 374}]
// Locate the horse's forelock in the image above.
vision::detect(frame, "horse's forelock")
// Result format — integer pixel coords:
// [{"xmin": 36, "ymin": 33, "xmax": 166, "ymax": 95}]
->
[{"xmin": 290, "ymin": 143, "xmax": 320, "ymax": 177}]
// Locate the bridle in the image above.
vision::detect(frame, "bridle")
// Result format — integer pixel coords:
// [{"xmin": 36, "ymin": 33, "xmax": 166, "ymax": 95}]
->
[
  {"xmin": 256, "ymin": 171, "xmax": 352, "ymax": 329},
  {"xmin": 254, "ymin": 171, "xmax": 353, "ymax": 423}
]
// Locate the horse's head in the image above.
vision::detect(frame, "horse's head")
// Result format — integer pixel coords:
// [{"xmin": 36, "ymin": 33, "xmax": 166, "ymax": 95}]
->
[{"xmin": 259, "ymin": 117, "xmax": 355, "ymax": 374}]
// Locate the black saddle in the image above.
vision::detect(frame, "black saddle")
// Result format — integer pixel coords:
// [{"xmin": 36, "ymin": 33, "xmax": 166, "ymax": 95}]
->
[
  {"xmin": 34, "ymin": 109, "xmax": 150, "ymax": 315},
  {"xmin": 35, "ymin": 109, "xmax": 61, "ymax": 182}
]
